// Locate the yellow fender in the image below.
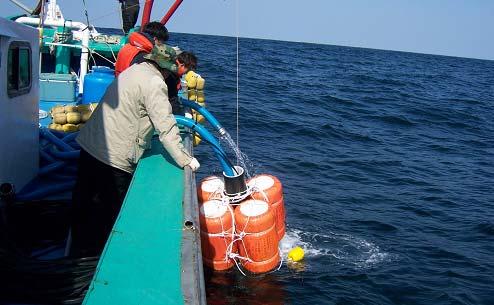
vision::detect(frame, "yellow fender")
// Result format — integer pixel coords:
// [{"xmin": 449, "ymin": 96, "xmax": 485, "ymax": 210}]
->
[
  {"xmin": 193, "ymin": 133, "xmax": 202, "ymax": 146},
  {"xmin": 63, "ymin": 124, "xmax": 79, "ymax": 133},
  {"xmin": 188, "ymin": 89, "xmax": 197, "ymax": 101},
  {"xmin": 51, "ymin": 105, "xmax": 65, "ymax": 115},
  {"xmin": 196, "ymin": 91, "xmax": 205, "ymax": 103},
  {"xmin": 66, "ymin": 112, "xmax": 82, "ymax": 124},
  {"xmin": 53, "ymin": 113, "xmax": 67, "ymax": 125}
]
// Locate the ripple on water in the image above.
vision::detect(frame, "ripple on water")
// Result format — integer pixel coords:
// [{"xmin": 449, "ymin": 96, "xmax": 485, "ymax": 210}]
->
[
  {"xmin": 474, "ymin": 222, "xmax": 494, "ymax": 236},
  {"xmin": 280, "ymin": 229, "xmax": 396, "ymax": 272}
]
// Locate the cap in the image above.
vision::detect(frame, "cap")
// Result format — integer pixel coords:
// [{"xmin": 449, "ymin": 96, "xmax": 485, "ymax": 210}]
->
[{"xmin": 144, "ymin": 44, "xmax": 178, "ymax": 72}]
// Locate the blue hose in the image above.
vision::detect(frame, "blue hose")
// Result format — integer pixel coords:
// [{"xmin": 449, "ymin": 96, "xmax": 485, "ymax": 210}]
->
[
  {"xmin": 174, "ymin": 115, "xmax": 234, "ymax": 176},
  {"xmin": 39, "ymin": 161, "xmax": 67, "ymax": 176},
  {"xmin": 16, "ymin": 181, "xmax": 75, "ymax": 202},
  {"xmin": 62, "ymin": 132, "xmax": 79, "ymax": 143},
  {"xmin": 67, "ymin": 140, "xmax": 81, "ymax": 149},
  {"xmin": 48, "ymin": 146, "xmax": 80, "ymax": 160},
  {"xmin": 40, "ymin": 148, "xmax": 56, "ymax": 163},
  {"xmin": 17, "ymin": 128, "xmax": 81, "ymax": 201},
  {"xmin": 180, "ymin": 98, "xmax": 226, "ymax": 135},
  {"xmin": 40, "ymin": 127, "xmax": 75, "ymax": 152}
]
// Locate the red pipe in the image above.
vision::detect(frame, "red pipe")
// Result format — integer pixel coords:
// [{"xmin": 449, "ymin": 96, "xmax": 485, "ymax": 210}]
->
[
  {"xmin": 141, "ymin": 0, "xmax": 155, "ymax": 28},
  {"xmin": 160, "ymin": 0, "xmax": 184, "ymax": 25}
]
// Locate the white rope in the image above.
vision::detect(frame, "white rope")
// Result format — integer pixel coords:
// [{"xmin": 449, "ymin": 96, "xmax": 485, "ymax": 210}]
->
[
  {"xmin": 102, "ymin": 40, "xmax": 117, "ymax": 62},
  {"xmin": 81, "ymin": 0, "xmax": 92, "ymax": 31},
  {"xmin": 89, "ymin": 49, "xmax": 116, "ymax": 65},
  {"xmin": 38, "ymin": 0, "xmax": 46, "ymax": 75},
  {"xmin": 276, "ymin": 248, "xmax": 284, "ymax": 271},
  {"xmin": 248, "ymin": 185, "xmax": 270, "ymax": 203},
  {"xmin": 222, "ymin": 184, "xmax": 254, "ymax": 203},
  {"xmin": 202, "ymin": 179, "xmax": 283, "ymax": 276},
  {"xmin": 207, "ymin": 184, "xmax": 225, "ymax": 202},
  {"xmin": 235, "ymin": 0, "xmax": 240, "ymax": 154}
]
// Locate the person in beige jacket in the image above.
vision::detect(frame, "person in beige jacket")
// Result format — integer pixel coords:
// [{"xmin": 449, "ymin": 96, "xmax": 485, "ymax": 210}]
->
[{"xmin": 70, "ymin": 45, "xmax": 199, "ymax": 256}]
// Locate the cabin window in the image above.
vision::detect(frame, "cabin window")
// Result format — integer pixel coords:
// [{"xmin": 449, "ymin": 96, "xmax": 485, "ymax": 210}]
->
[{"xmin": 7, "ymin": 42, "xmax": 31, "ymax": 97}]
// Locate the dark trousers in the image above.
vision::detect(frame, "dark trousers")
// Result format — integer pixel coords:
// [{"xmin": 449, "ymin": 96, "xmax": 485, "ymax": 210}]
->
[
  {"xmin": 121, "ymin": 0, "xmax": 140, "ymax": 34},
  {"xmin": 70, "ymin": 148, "xmax": 132, "ymax": 257}
]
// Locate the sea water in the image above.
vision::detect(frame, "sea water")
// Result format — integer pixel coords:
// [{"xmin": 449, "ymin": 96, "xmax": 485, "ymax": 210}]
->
[
  {"xmin": 219, "ymin": 131, "xmax": 254, "ymax": 179},
  {"xmin": 173, "ymin": 33, "xmax": 494, "ymax": 305}
]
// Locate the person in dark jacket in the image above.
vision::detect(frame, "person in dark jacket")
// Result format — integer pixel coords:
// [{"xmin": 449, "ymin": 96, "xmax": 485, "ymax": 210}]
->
[
  {"xmin": 165, "ymin": 51, "xmax": 198, "ymax": 115},
  {"xmin": 119, "ymin": 0, "xmax": 140, "ymax": 34}
]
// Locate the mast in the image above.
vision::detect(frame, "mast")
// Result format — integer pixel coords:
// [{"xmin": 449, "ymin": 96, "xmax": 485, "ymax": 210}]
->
[
  {"xmin": 140, "ymin": 0, "xmax": 154, "ymax": 28},
  {"xmin": 141, "ymin": 0, "xmax": 185, "ymax": 28},
  {"xmin": 160, "ymin": 0, "xmax": 184, "ymax": 25}
]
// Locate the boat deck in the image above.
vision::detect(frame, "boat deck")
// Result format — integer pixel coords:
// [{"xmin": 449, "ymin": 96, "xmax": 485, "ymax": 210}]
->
[{"xmin": 83, "ymin": 137, "xmax": 186, "ymax": 305}]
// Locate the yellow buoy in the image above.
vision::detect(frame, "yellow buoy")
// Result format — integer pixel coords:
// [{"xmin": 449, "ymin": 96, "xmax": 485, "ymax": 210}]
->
[
  {"xmin": 185, "ymin": 70, "xmax": 197, "ymax": 82},
  {"xmin": 185, "ymin": 71, "xmax": 198, "ymax": 89},
  {"xmin": 188, "ymin": 90, "xmax": 197, "ymax": 101},
  {"xmin": 193, "ymin": 111, "xmax": 205, "ymax": 124},
  {"xmin": 196, "ymin": 77, "xmax": 205, "ymax": 90},
  {"xmin": 287, "ymin": 247, "xmax": 304, "ymax": 262},
  {"xmin": 66, "ymin": 112, "xmax": 82, "ymax": 124},
  {"xmin": 53, "ymin": 113, "xmax": 67, "ymax": 125},
  {"xmin": 48, "ymin": 123, "xmax": 62, "ymax": 131},
  {"xmin": 76, "ymin": 104, "xmax": 90, "ymax": 112},
  {"xmin": 80, "ymin": 110, "xmax": 92, "ymax": 122},
  {"xmin": 64, "ymin": 105, "xmax": 78, "ymax": 113},
  {"xmin": 63, "ymin": 124, "xmax": 79, "ymax": 133},
  {"xmin": 196, "ymin": 91, "xmax": 205, "ymax": 103},
  {"xmin": 193, "ymin": 133, "xmax": 202, "ymax": 146},
  {"xmin": 51, "ymin": 106, "xmax": 65, "ymax": 115}
]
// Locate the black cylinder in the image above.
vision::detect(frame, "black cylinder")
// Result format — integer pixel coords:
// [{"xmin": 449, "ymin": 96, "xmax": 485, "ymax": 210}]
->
[{"xmin": 223, "ymin": 166, "xmax": 247, "ymax": 196}]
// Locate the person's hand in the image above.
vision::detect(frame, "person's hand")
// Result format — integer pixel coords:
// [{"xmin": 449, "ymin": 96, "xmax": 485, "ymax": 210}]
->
[{"xmin": 187, "ymin": 158, "xmax": 200, "ymax": 172}]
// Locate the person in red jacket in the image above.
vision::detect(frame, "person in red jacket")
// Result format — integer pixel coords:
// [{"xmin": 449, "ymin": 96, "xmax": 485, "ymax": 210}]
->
[
  {"xmin": 115, "ymin": 22, "xmax": 197, "ymax": 115},
  {"xmin": 114, "ymin": 21, "xmax": 169, "ymax": 76}
]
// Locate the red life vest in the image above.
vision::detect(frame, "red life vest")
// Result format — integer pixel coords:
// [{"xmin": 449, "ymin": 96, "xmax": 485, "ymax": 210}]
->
[{"xmin": 114, "ymin": 32, "xmax": 154, "ymax": 76}]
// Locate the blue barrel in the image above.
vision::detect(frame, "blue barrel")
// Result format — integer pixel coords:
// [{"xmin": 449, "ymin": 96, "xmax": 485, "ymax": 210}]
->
[{"xmin": 82, "ymin": 66, "xmax": 115, "ymax": 104}]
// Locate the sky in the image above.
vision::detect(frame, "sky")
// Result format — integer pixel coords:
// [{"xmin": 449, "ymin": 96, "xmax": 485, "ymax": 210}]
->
[{"xmin": 2, "ymin": 0, "xmax": 493, "ymax": 60}]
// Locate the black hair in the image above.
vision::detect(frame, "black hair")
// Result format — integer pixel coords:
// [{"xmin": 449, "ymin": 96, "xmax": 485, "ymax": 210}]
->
[
  {"xmin": 142, "ymin": 21, "xmax": 169, "ymax": 43},
  {"xmin": 177, "ymin": 52, "xmax": 198, "ymax": 71}
]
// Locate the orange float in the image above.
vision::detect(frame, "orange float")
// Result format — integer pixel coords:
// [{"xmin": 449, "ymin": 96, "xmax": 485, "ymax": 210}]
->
[
  {"xmin": 199, "ymin": 200, "xmax": 236, "ymax": 271},
  {"xmin": 197, "ymin": 176, "xmax": 224, "ymax": 203},
  {"xmin": 247, "ymin": 175, "xmax": 286, "ymax": 240},
  {"xmin": 234, "ymin": 199, "xmax": 280, "ymax": 274}
]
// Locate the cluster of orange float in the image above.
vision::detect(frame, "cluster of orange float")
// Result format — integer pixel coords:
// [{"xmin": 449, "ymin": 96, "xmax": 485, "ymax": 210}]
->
[{"xmin": 197, "ymin": 174, "xmax": 286, "ymax": 274}]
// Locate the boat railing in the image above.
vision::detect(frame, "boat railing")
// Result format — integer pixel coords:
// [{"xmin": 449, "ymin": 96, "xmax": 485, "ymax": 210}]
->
[
  {"xmin": 181, "ymin": 135, "xmax": 207, "ymax": 305},
  {"xmin": 15, "ymin": 16, "xmax": 90, "ymax": 94}
]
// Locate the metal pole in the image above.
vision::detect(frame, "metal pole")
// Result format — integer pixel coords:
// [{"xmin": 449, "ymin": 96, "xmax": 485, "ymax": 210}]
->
[
  {"xmin": 140, "ymin": 0, "xmax": 154, "ymax": 28},
  {"xmin": 160, "ymin": 0, "xmax": 184, "ymax": 25},
  {"xmin": 181, "ymin": 130, "xmax": 206, "ymax": 305}
]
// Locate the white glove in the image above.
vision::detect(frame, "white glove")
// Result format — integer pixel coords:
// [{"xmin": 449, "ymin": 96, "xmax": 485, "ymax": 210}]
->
[
  {"xmin": 187, "ymin": 158, "xmax": 200, "ymax": 172},
  {"xmin": 184, "ymin": 112, "xmax": 193, "ymax": 119}
]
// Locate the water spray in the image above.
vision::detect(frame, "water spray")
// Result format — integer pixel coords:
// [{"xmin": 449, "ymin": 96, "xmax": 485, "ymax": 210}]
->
[{"xmin": 174, "ymin": 115, "xmax": 234, "ymax": 176}]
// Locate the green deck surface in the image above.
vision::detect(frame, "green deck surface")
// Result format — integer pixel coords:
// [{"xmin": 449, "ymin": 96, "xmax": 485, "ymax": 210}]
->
[{"xmin": 83, "ymin": 137, "xmax": 185, "ymax": 305}]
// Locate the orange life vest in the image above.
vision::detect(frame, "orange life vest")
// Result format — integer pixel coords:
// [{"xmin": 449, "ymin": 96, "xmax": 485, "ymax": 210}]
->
[{"xmin": 114, "ymin": 32, "xmax": 154, "ymax": 76}]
